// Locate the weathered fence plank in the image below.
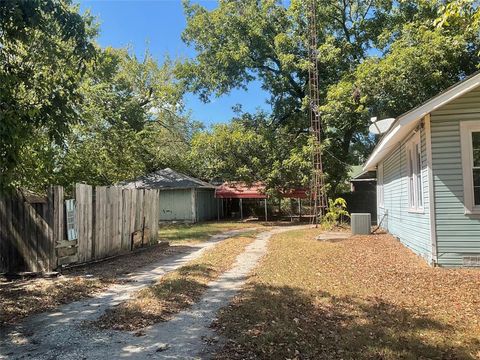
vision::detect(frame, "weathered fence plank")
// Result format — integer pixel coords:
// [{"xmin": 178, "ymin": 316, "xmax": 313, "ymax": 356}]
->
[
  {"xmin": 1, "ymin": 184, "xmax": 160, "ymax": 273},
  {"xmin": 0, "ymin": 189, "xmax": 57, "ymax": 273},
  {"xmin": 121, "ymin": 189, "xmax": 132, "ymax": 251},
  {"xmin": 76, "ymin": 184, "xmax": 93, "ymax": 263},
  {"xmin": 49, "ymin": 186, "xmax": 63, "ymax": 270},
  {"xmin": 95, "ymin": 186, "xmax": 107, "ymax": 260}
]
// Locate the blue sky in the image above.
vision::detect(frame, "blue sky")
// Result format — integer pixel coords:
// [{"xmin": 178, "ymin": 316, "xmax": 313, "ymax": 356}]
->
[{"xmin": 78, "ymin": 0, "xmax": 271, "ymax": 126}]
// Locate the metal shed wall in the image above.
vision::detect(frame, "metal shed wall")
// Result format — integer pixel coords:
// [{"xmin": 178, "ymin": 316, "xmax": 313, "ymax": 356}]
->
[
  {"xmin": 159, "ymin": 189, "xmax": 194, "ymax": 222},
  {"xmin": 195, "ymin": 189, "xmax": 218, "ymax": 222}
]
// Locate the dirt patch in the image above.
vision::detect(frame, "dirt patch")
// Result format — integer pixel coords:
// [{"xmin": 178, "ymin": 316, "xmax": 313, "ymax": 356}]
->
[
  {"xmin": 0, "ymin": 243, "xmax": 179, "ymax": 327},
  {"xmin": 214, "ymin": 229, "xmax": 480, "ymax": 359},
  {"xmin": 94, "ymin": 233, "xmax": 258, "ymax": 331},
  {"xmin": 0, "ymin": 222, "xmax": 263, "ymax": 328}
]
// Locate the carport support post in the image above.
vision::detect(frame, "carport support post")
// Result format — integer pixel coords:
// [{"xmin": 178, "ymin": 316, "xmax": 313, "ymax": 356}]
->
[
  {"xmin": 217, "ymin": 198, "xmax": 220, "ymax": 221},
  {"xmin": 239, "ymin": 198, "xmax": 243, "ymax": 220},
  {"xmin": 264, "ymin": 198, "xmax": 268, "ymax": 222},
  {"xmin": 298, "ymin": 198, "xmax": 302, "ymax": 220}
]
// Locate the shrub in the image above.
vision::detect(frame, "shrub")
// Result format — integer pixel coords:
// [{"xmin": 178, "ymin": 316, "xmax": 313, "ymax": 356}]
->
[{"xmin": 322, "ymin": 197, "xmax": 350, "ymax": 229}]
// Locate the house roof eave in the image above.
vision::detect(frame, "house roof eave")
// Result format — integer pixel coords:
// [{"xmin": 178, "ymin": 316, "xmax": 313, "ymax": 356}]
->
[{"xmin": 363, "ymin": 71, "xmax": 480, "ymax": 171}]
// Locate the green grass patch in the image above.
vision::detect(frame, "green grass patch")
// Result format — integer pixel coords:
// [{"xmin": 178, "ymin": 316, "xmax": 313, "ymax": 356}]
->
[{"xmin": 158, "ymin": 221, "xmax": 266, "ymax": 244}]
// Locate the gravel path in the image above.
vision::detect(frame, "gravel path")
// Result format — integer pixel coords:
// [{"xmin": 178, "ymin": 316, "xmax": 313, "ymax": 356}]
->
[{"xmin": 0, "ymin": 225, "xmax": 306, "ymax": 360}]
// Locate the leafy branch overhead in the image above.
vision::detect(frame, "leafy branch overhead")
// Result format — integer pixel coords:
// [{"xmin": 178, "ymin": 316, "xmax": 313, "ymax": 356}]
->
[
  {"xmin": 1, "ymin": 1, "xmax": 196, "ymax": 192},
  {"xmin": 0, "ymin": 0, "xmax": 97, "ymax": 190}
]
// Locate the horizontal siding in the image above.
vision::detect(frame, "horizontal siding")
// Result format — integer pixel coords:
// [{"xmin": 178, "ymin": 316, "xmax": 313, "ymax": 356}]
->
[
  {"xmin": 159, "ymin": 189, "xmax": 193, "ymax": 221},
  {"xmin": 196, "ymin": 189, "xmax": 218, "ymax": 221},
  {"xmin": 431, "ymin": 85, "xmax": 480, "ymax": 267},
  {"xmin": 378, "ymin": 126, "xmax": 432, "ymax": 262}
]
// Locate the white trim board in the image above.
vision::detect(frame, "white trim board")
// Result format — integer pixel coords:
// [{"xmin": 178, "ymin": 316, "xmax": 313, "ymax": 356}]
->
[
  {"xmin": 424, "ymin": 114, "xmax": 438, "ymax": 265},
  {"xmin": 460, "ymin": 120, "xmax": 480, "ymax": 215}
]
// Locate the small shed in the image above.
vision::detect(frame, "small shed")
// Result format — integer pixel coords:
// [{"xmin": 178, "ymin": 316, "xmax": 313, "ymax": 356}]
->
[
  {"xmin": 120, "ymin": 168, "xmax": 218, "ymax": 223},
  {"xmin": 349, "ymin": 166, "xmax": 376, "ymax": 193},
  {"xmin": 339, "ymin": 166, "xmax": 377, "ymax": 225}
]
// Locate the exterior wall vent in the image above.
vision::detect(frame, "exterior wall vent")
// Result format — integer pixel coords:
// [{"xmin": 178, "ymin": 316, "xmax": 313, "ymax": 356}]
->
[
  {"xmin": 351, "ymin": 213, "xmax": 371, "ymax": 235},
  {"xmin": 463, "ymin": 256, "xmax": 480, "ymax": 267}
]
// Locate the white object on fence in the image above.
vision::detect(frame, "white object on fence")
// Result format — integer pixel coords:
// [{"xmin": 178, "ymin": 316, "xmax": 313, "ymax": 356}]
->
[
  {"xmin": 351, "ymin": 213, "xmax": 371, "ymax": 235},
  {"xmin": 65, "ymin": 199, "xmax": 78, "ymax": 241}
]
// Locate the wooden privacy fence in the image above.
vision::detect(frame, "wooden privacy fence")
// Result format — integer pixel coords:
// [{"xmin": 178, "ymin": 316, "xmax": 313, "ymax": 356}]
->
[
  {"xmin": 0, "ymin": 188, "xmax": 63, "ymax": 273},
  {"xmin": 0, "ymin": 184, "xmax": 160, "ymax": 273}
]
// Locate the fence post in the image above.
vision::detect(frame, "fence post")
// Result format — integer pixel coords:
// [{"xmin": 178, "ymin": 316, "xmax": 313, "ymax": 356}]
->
[
  {"xmin": 47, "ymin": 186, "xmax": 63, "ymax": 271},
  {"xmin": 0, "ymin": 194, "xmax": 6, "ymax": 272}
]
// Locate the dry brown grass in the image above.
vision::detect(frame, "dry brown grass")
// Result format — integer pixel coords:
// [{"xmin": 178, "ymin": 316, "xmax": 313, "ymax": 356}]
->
[
  {"xmin": 0, "ymin": 221, "xmax": 258, "ymax": 327},
  {"xmin": 0, "ymin": 277, "xmax": 103, "ymax": 327},
  {"xmin": 95, "ymin": 233, "xmax": 258, "ymax": 331},
  {"xmin": 0, "ymin": 243, "xmax": 177, "ymax": 327},
  {"xmin": 214, "ymin": 229, "xmax": 480, "ymax": 360}
]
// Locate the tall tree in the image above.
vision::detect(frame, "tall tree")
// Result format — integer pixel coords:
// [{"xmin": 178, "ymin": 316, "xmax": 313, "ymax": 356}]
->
[
  {"xmin": 189, "ymin": 115, "xmax": 312, "ymax": 195},
  {"xmin": 0, "ymin": 0, "xmax": 96, "ymax": 190},
  {"xmin": 14, "ymin": 47, "xmax": 194, "ymax": 191},
  {"xmin": 178, "ymin": 0, "xmax": 479, "ymax": 193}
]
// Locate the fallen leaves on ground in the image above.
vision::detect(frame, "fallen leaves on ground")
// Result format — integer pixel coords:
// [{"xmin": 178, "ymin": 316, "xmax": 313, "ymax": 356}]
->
[
  {"xmin": 214, "ymin": 229, "xmax": 480, "ymax": 360},
  {"xmin": 93, "ymin": 233, "xmax": 258, "ymax": 331},
  {"xmin": 0, "ymin": 221, "xmax": 258, "ymax": 327},
  {"xmin": 0, "ymin": 243, "xmax": 178, "ymax": 327}
]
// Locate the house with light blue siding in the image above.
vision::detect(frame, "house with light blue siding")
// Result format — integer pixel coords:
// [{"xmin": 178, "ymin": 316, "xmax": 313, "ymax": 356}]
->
[{"xmin": 364, "ymin": 72, "xmax": 480, "ymax": 267}]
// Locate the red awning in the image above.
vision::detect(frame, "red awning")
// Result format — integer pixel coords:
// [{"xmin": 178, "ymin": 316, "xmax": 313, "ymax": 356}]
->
[
  {"xmin": 215, "ymin": 182, "xmax": 267, "ymax": 199},
  {"xmin": 280, "ymin": 189, "xmax": 308, "ymax": 199},
  {"xmin": 215, "ymin": 182, "xmax": 308, "ymax": 199}
]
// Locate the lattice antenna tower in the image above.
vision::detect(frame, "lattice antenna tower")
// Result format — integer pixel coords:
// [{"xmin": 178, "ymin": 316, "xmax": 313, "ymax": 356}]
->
[{"xmin": 307, "ymin": 0, "xmax": 327, "ymax": 226}]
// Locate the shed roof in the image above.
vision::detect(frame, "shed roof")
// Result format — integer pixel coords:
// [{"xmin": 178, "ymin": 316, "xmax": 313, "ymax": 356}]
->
[
  {"xmin": 364, "ymin": 71, "xmax": 480, "ymax": 170},
  {"xmin": 350, "ymin": 166, "xmax": 376, "ymax": 181},
  {"xmin": 118, "ymin": 168, "xmax": 216, "ymax": 190}
]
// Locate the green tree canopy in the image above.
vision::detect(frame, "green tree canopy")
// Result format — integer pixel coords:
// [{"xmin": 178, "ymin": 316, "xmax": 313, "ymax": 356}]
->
[
  {"xmin": 13, "ymin": 47, "xmax": 195, "ymax": 192},
  {"xmin": 178, "ymin": 0, "xmax": 480, "ymax": 193},
  {"xmin": 189, "ymin": 116, "xmax": 312, "ymax": 196},
  {"xmin": 0, "ymin": 0, "xmax": 96, "ymax": 190}
]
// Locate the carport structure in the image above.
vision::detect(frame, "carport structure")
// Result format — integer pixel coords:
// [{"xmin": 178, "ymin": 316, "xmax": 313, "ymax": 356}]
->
[
  {"xmin": 215, "ymin": 182, "xmax": 308, "ymax": 221},
  {"xmin": 215, "ymin": 182, "xmax": 268, "ymax": 221}
]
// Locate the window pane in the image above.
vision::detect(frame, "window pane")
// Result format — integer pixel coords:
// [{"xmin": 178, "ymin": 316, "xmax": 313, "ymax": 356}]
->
[
  {"xmin": 475, "ymin": 187, "xmax": 480, "ymax": 206},
  {"xmin": 408, "ymin": 149, "xmax": 413, "ymax": 177},
  {"xmin": 408, "ymin": 149, "xmax": 414, "ymax": 207},
  {"xmin": 473, "ymin": 133, "xmax": 480, "ymax": 167},
  {"xmin": 474, "ymin": 169, "xmax": 480, "ymax": 205},
  {"xmin": 416, "ymin": 144, "xmax": 423, "ymax": 207},
  {"xmin": 474, "ymin": 169, "xmax": 480, "ymax": 187},
  {"xmin": 474, "ymin": 150, "xmax": 480, "ymax": 167},
  {"xmin": 472, "ymin": 132, "xmax": 480, "ymax": 149}
]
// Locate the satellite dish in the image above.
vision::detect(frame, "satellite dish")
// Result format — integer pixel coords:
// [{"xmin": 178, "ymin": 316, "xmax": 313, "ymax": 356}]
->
[{"xmin": 369, "ymin": 117, "xmax": 395, "ymax": 135}]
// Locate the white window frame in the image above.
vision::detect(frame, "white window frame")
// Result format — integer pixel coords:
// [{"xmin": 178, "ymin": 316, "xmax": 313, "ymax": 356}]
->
[
  {"xmin": 460, "ymin": 121, "xmax": 480, "ymax": 214},
  {"xmin": 377, "ymin": 163, "xmax": 384, "ymax": 208},
  {"xmin": 406, "ymin": 131, "xmax": 424, "ymax": 213}
]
